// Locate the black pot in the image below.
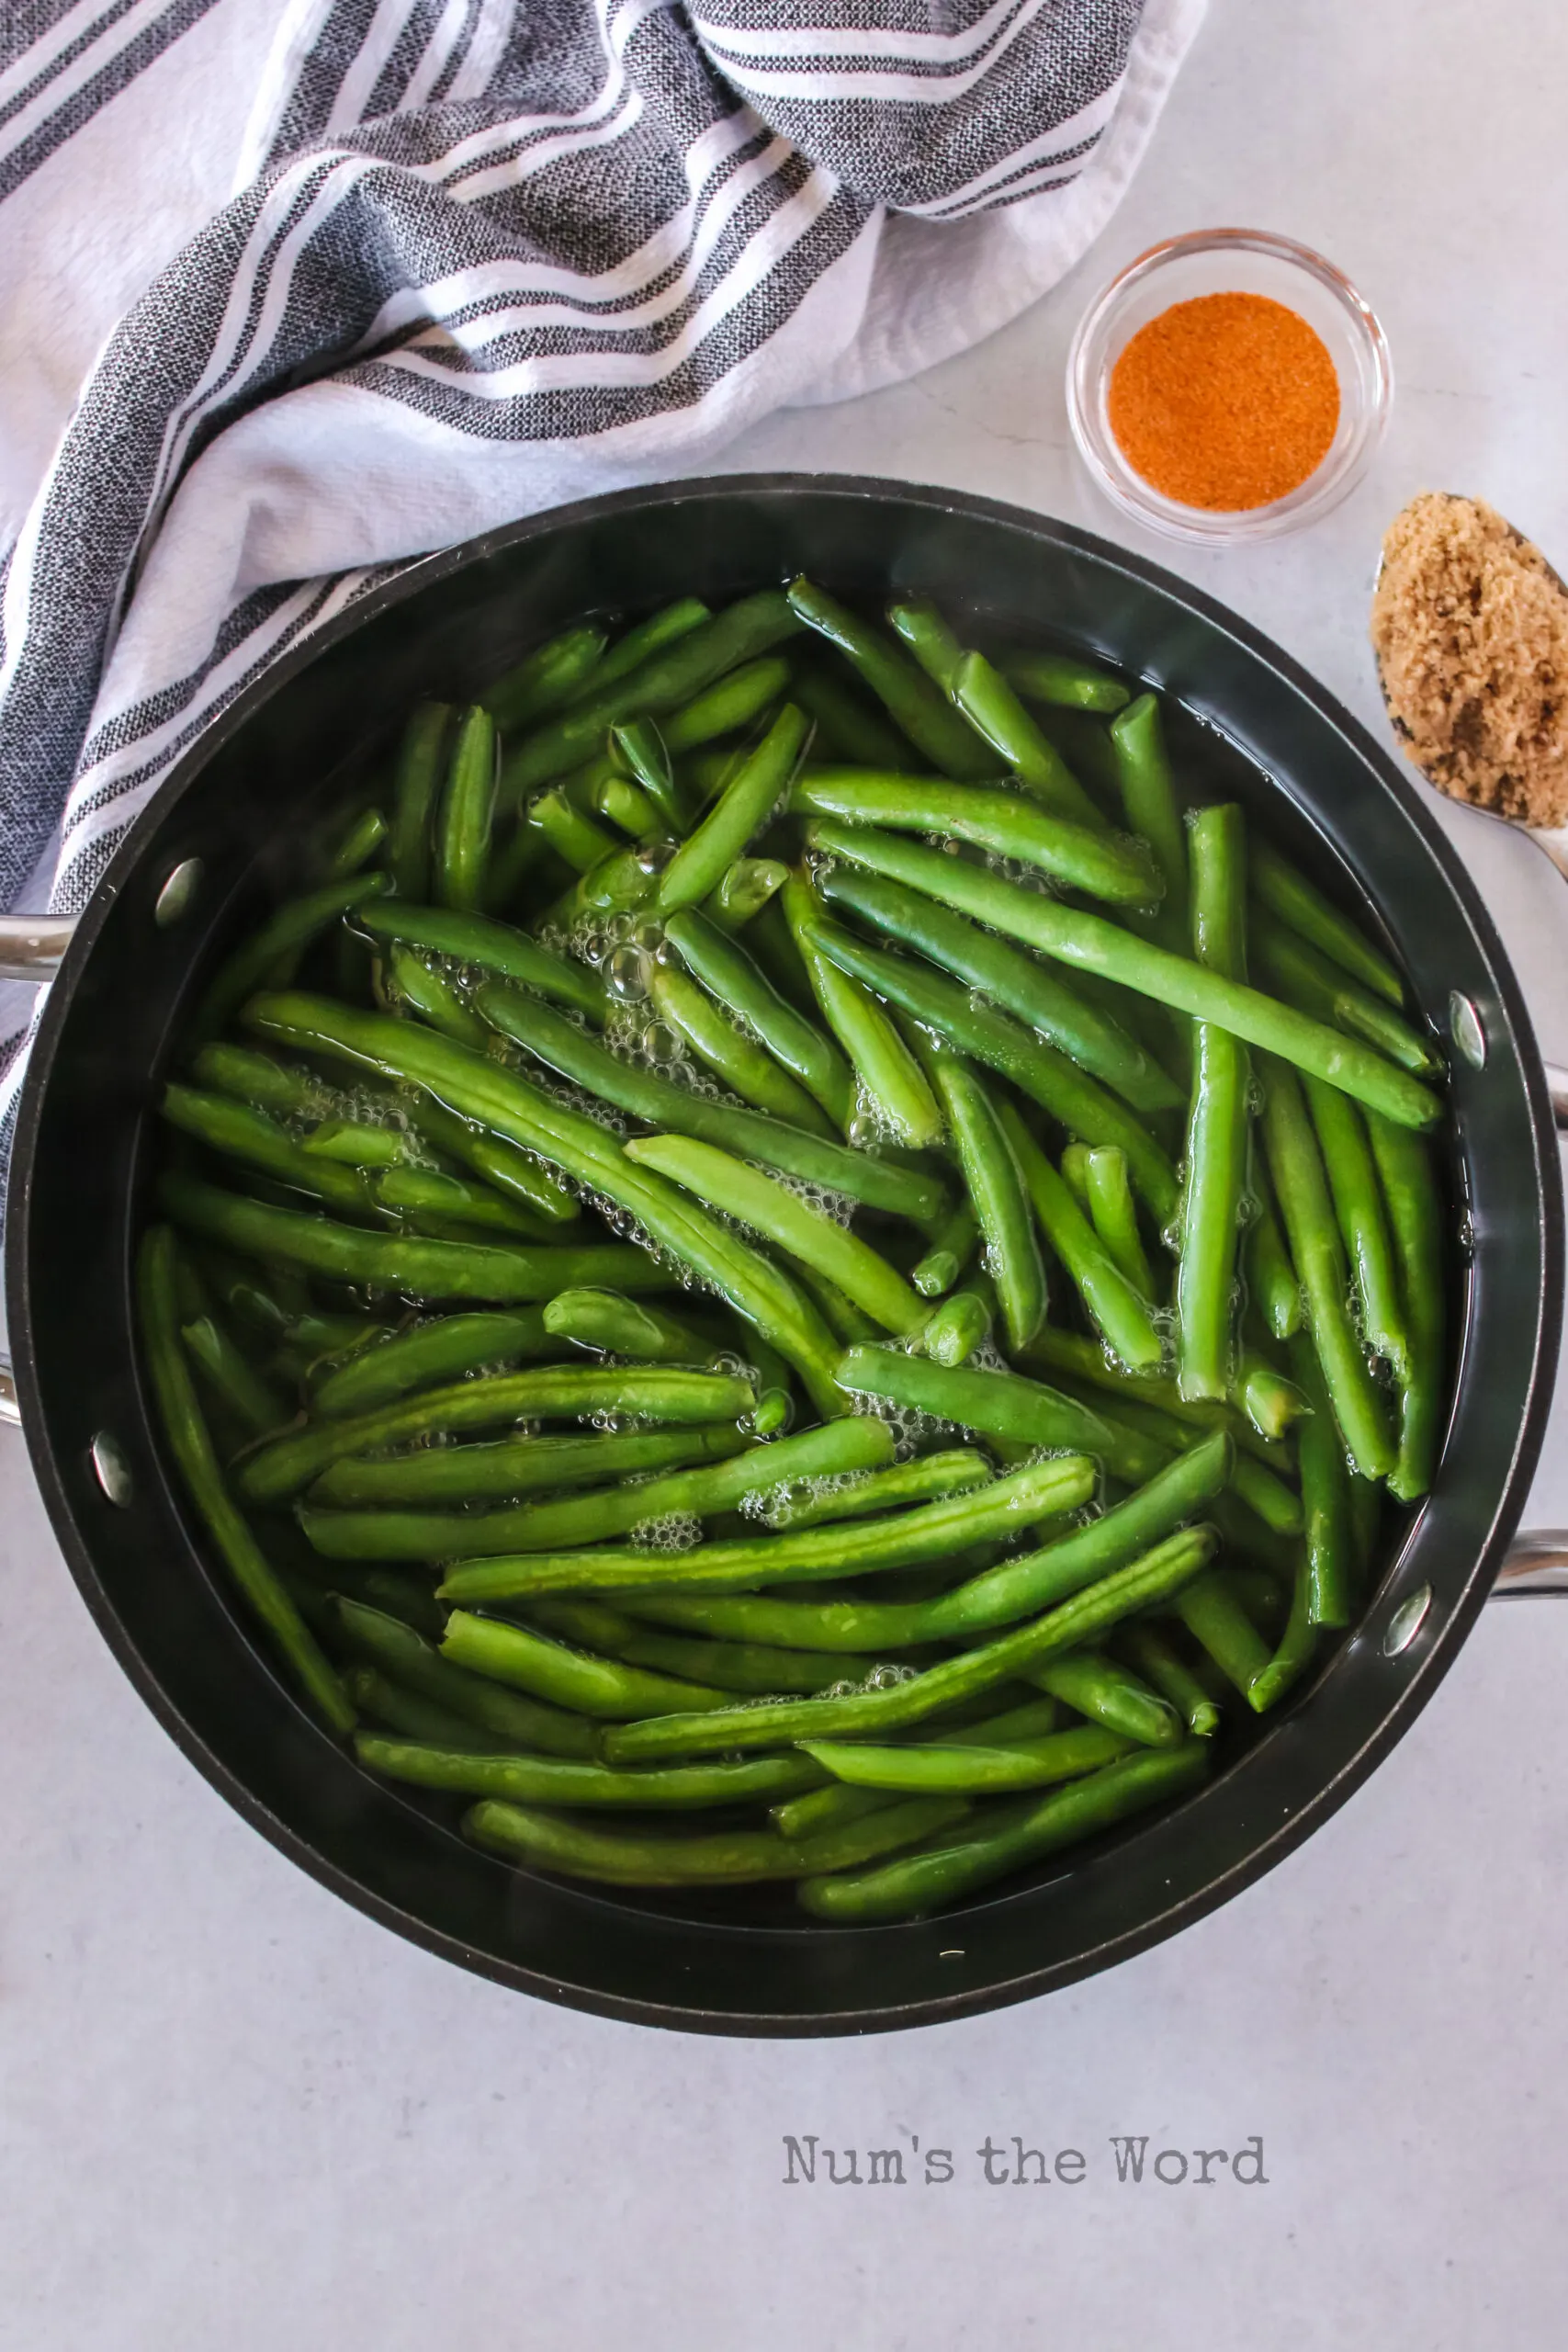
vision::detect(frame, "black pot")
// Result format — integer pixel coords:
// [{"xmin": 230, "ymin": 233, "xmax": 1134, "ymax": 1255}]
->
[{"xmin": 6, "ymin": 476, "xmax": 1562, "ymax": 2035}]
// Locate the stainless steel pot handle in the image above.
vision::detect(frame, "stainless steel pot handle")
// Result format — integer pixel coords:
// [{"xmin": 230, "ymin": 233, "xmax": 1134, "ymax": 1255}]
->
[
  {"xmin": 0, "ymin": 913, "xmax": 75, "ymax": 984},
  {"xmin": 0, "ymin": 926, "xmax": 1563, "ymax": 1593}
]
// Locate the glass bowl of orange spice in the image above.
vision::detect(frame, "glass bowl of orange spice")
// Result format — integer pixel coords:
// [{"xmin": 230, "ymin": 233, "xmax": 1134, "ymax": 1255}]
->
[{"xmin": 1066, "ymin": 227, "xmax": 1393, "ymax": 544}]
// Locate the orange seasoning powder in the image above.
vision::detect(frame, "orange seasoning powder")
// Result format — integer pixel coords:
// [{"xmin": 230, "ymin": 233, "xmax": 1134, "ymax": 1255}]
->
[{"xmin": 1106, "ymin": 291, "xmax": 1340, "ymax": 512}]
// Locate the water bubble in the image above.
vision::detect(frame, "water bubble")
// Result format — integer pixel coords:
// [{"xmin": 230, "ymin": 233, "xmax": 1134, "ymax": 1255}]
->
[
  {"xmin": 630, "ymin": 1510, "xmax": 704, "ymax": 1553},
  {"xmin": 635, "ymin": 837, "xmax": 676, "ymax": 876},
  {"xmin": 644, "ymin": 1022, "xmax": 682, "ymax": 1067},
  {"xmin": 605, "ymin": 944, "xmax": 651, "ymax": 1001}
]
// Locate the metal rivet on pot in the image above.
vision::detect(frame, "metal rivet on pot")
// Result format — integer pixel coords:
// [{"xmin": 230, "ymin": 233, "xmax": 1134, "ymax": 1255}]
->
[
  {"xmin": 1382, "ymin": 1583, "xmax": 1432, "ymax": 1657},
  {"xmin": 90, "ymin": 1430, "xmax": 134, "ymax": 1507},
  {"xmin": 1449, "ymin": 992, "xmax": 1486, "ymax": 1069},
  {"xmin": 153, "ymin": 858, "xmax": 204, "ymax": 928},
  {"xmin": 939, "ymin": 1950, "xmax": 965, "ymax": 1959}
]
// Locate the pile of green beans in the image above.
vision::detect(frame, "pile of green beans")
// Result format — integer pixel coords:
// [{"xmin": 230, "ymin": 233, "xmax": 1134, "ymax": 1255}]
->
[{"xmin": 139, "ymin": 578, "xmax": 1450, "ymax": 1928}]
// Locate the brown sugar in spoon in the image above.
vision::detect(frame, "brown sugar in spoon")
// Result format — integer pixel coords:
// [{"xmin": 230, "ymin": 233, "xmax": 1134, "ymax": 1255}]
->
[{"xmin": 1371, "ymin": 491, "xmax": 1568, "ymax": 877}]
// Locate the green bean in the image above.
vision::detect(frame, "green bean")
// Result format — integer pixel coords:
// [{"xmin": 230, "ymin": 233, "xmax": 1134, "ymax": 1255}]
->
[
  {"xmin": 240, "ymin": 1361, "xmax": 753, "ymax": 1505},
  {"xmin": 243, "ymin": 991, "xmax": 846, "ymax": 1408},
  {"xmin": 911, "ymin": 1197, "xmax": 978, "ymax": 1297},
  {"xmin": 786, "ymin": 579, "xmax": 994, "ymax": 779},
  {"xmin": 1176, "ymin": 802, "xmax": 1249, "ymax": 1400},
  {"xmin": 1020, "ymin": 1328, "xmax": 1287, "ymax": 1471},
  {"xmin": 313, "ymin": 1310, "xmax": 553, "ymax": 1417},
  {"xmin": 357, "ymin": 1731, "xmax": 826, "ymax": 1809},
  {"xmin": 527, "ymin": 785, "xmax": 618, "ymax": 875},
  {"xmin": 1171, "ymin": 1570, "xmax": 1274, "ymax": 1699},
  {"xmin": 1081, "ymin": 1146, "xmax": 1155, "ymax": 1300},
  {"xmin": 608, "ymin": 719, "xmax": 688, "ymax": 836},
  {"xmin": 1290, "ymin": 1331, "xmax": 1356, "ymax": 1628},
  {"xmin": 1365, "ymin": 1109, "xmax": 1446, "ymax": 1501},
  {"xmin": 1260, "ymin": 1059, "xmax": 1394, "ymax": 1480},
  {"xmin": 356, "ymin": 899, "xmax": 607, "ymax": 1020},
  {"xmin": 772, "ymin": 1700, "xmax": 1061, "ymax": 1838},
  {"xmin": 484, "ymin": 623, "xmax": 608, "ymax": 729},
  {"xmin": 181, "ymin": 1315, "xmax": 291, "ymax": 1438},
  {"xmin": 588, "ymin": 600, "xmax": 712, "ymax": 694},
  {"xmin": 388, "ymin": 703, "xmax": 451, "ymax": 898},
  {"xmin": 662, "ymin": 907, "xmax": 853, "ymax": 1126},
  {"xmin": 1115, "ymin": 1623, "xmax": 1223, "ymax": 1737},
  {"xmin": 1253, "ymin": 924, "xmax": 1438, "ymax": 1077},
  {"xmin": 465, "ymin": 1792, "xmax": 968, "ymax": 1885},
  {"xmin": 161, "ymin": 1083, "xmax": 378, "ymax": 1216},
  {"xmin": 884, "ymin": 597, "xmax": 966, "ymax": 693},
  {"xmin": 796, "ymin": 1743, "xmax": 1208, "ymax": 1922},
  {"xmin": 613, "ymin": 1630, "xmax": 879, "ymax": 1698},
  {"xmin": 647, "ymin": 963, "xmax": 833, "ymax": 1134},
  {"xmin": 196, "ymin": 1037, "xmax": 581, "ymax": 1219},
  {"xmin": 927, "ymin": 1433, "xmax": 1230, "ymax": 1638},
  {"xmin": 196, "ymin": 874, "xmax": 389, "ymax": 1041},
  {"xmin": 1108, "ymin": 694, "xmax": 1189, "ymax": 953},
  {"xmin": 655, "ymin": 704, "xmax": 806, "ymax": 913},
  {"xmin": 438, "ymin": 1454, "xmax": 1092, "ymax": 1604},
  {"xmin": 345, "ymin": 1667, "xmax": 502, "ymax": 1748},
  {"xmin": 945, "ymin": 650, "xmax": 1109, "ymax": 829},
  {"xmin": 808, "ymin": 824, "xmax": 1442, "ymax": 1131},
  {"xmin": 996, "ymin": 1102, "xmax": 1165, "ymax": 1371},
  {"xmin": 1032, "ymin": 1651, "xmax": 1182, "ymax": 1746},
  {"xmin": 441, "ymin": 1611, "xmax": 738, "ymax": 1719},
  {"xmin": 373, "ymin": 1164, "xmax": 555, "ymax": 1238},
  {"xmin": 601, "ymin": 1528, "xmax": 1215, "ymax": 1760},
  {"xmin": 1002, "ymin": 648, "xmax": 1131, "ymax": 714},
  {"xmin": 791, "ymin": 770, "xmax": 1161, "ymax": 906},
  {"xmin": 586, "ymin": 766, "xmax": 661, "ymax": 838},
  {"xmin": 324, "ymin": 804, "xmax": 387, "ymax": 880},
  {"xmin": 804, "ymin": 911, "xmax": 1179, "ymax": 1219},
  {"xmin": 1251, "ymin": 842, "xmax": 1405, "ymax": 1007},
  {"xmin": 502, "ymin": 591, "xmax": 801, "ymax": 802},
  {"xmin": 537, "ymin": 838, "xmax": 664, "ymax": 934},
  {"xmin": 1057, "ymin": 1382, "xmax": 1301, "ymax": 1534},
  {"xmin": 919, "ymin": 1264, "xmax": 996, "ymax": 1367},
  {"xmin": 800, "ymin": 1724, "xmax": 1131, "ymax": 1796},
  {"xmin": 432, "ymin": 706, "xmax": 497, "ymax": 911},
  {"xmin": 1229, "ymin": 1345, "xmax": 1306, "ymax": 1441},
  {"xmin": 662, "ymin": 656, "xmax": 790, "ymax": 754},
  {"xmin": 312, "ymin": 1425, "xmax": 744, "ymax": 1509},
  {"xmin": 931, "ymin": 1051, "xmax": 1046, "ymax": 1351},
  {"xmin": 832, "ymin": 1347, "xmax": 1164, "ymax": 1483},
  {"xmin": 790, "ymin": 652, "xmax": 919, "ymax": 769},
  {"xmin": 470, "ymin": 978, "xmax": 943, "ymax": 1225},
  {"xmin": 139, "ymin": 1229, "xmax": 354, "ymax": 1733},
  {"xmin": 1060, "ymin": 1142, "xmax": 1093, "ymax": 1216},
  {"xmin": 386, "ymin": 939, "xmax": 492, "ymax": 1047},
  {"xmin": 626, "ymin": 1134, "xmax": 928, "ymax": 1339},
  {"xmin": 299, "ymin": 1119, "xmax": 414, "ymax": 1168},
  {"xmin": 1247, "ymin": 1155, "xmax": 1302, "ymax": 1340},
  {"xmin": 1303, "ymin": 1074, "xmax": 1410, "ymax": 1375},
  {"xmin": 542, "ymin": 1287, "xmax": 711, "ymax": 1362},
  {"xmin": 764, "ymin": 1450, "xmax": 991, "ymax": 1530},
  {"xmin": 619, "ymin": 1440, "xmax": 1222, "ymax": 1657},
  {"xmin": 781, "ymin": 873, "xmax": 943, "ymax": 1147},
  {"xmin": 333, "ymin": 1599, "xmax": 596, "ymax": 1756},
  {"xmin": 316, "ymin": 1418, "xmax": 880, "ymax": 1562},
  {"xmin": 1247, "ymin": 1550, "xmax": 1318, "ymax": 1714},
  {"xmin": 164, "ymin": 1160, "xmax": 653, "ymax": 1311},
  {"xmin": 702, "ymin": 857, "xmax": 788, "ymax": 933}
]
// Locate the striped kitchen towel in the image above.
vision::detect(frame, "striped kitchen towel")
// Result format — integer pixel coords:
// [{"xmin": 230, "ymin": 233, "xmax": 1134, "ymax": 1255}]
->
[{"xmin": 0, "ymin": 0, "xmax": 1205, "ymax": 1139}]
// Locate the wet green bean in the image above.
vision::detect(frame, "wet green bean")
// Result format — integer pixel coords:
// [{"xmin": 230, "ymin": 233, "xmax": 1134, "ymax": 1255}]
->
[
  {"xmin": 1031, "ymin": 1651, "xmax": 1182, "ymax": 1746},
  {"xmin": 786, "ymin": 579, "xmax": 994, "ymax": 779},
  {"xmin": 311, "ymin": 1424, "xmax": 744, "ymax": 1508},
  {"xmin": 333, "ymin": 1599, "xmax": 597, "ymax": 1756},
  {"xmin": 791, "ymin": 770, "xmax": 1160, "ymax": 905},
  {"xmin": 139, "ymin": 1228, "xmax": 354, "ymax": 1733},
  {"xmin": 389, "ymin": 703, "xmax": 451, "ymax": 899},
  {"xmin": 662, "ymin": 906, "xmax": 853, "ymax": 1126},
  {"xmin": 808, "ymin": 823, "xmax": 1441, "ymax": 1130},
  {"xmin": 1365, "ymin": 1108, "xmax": 1446, "ymax": 1502},
  {"xmin": 996, "ymin": 1102, "xmax": 1164, "ymax": 1370}
]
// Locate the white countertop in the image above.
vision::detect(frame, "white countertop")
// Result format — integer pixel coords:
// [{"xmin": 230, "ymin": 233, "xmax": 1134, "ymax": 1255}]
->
[{"xmin": 6, "ymin": 3, "xmax": 1568, "ymax": 2345}]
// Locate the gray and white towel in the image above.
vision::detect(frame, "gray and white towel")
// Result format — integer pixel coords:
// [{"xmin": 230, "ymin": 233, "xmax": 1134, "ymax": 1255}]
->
[{"xmin": 0, "ymin": 0, "xmax": 1205, "ymax": 1147}]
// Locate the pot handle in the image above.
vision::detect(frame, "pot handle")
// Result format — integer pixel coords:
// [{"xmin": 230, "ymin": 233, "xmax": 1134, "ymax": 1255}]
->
[{"xmin": 0, "ymin": 914, "xmax": 75, "ymax": 983}]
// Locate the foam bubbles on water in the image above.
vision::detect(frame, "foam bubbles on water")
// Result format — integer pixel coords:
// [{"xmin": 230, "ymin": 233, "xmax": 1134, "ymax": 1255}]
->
[{"xmin": 629, "ymin": 1510, "xmax": 704, "ymax": 1553}]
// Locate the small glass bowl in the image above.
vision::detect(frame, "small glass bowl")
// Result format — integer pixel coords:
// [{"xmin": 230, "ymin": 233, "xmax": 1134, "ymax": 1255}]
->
[{"xmin": 1066, "ymin": 227, "xmax": 1393, "ymax": 546}]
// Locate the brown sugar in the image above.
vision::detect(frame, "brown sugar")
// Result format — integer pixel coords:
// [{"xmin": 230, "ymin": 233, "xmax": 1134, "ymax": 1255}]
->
[
  {"xmin": 1371, "ymin": 493, "xmax": 1568, "ymax": 827},
  {"xmin": 1106, "ymin": 292, "xmax": 1340, "ymax": 511}
]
